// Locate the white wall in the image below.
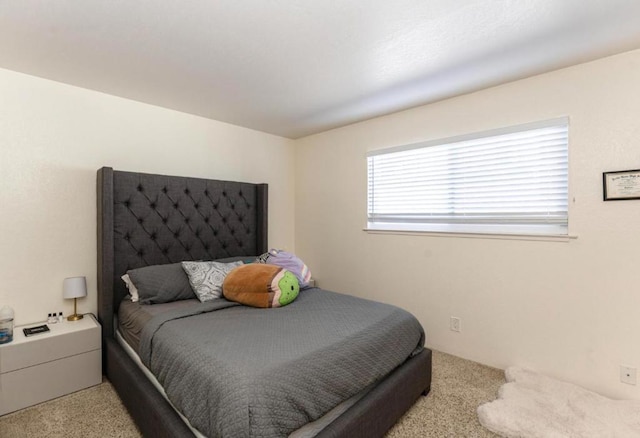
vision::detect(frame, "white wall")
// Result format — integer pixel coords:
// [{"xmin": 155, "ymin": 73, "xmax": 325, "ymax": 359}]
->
[
  {"xmin": 295, "ymin": 49, "xmax": 640, "ymax": 400},
  {"xmin": 2, "ymin": 48, "xmax": 639, "ymax": 400},
  {"xmin": 0, "ymin": 69, "xmax": 295, "ymax": 326}
]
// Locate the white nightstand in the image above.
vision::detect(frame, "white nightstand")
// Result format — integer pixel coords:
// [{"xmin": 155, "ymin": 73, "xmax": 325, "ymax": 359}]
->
[{"xmin": 0, "ymin": 314, "xmax": 102, "ymax": 416}]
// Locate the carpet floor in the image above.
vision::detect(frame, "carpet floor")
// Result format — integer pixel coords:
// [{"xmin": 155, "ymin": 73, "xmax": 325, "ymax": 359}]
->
[{"xmin": 0, "ymin": 350, "xmax": 505, "ymax": 438}]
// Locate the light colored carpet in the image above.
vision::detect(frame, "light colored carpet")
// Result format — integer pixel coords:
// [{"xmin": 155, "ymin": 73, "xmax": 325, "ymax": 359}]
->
[
  {"xmin": 478, "ymin": 367, "xmax": 640, "ymax": 438},
  {"xmin": 0, "ymin": 379, "xmax": 141, "ymax": 438},
  {"xmin": 387, "ymin": 350, "xmax": 504, "ymax": 438},
  {"xmin": 0, "ymin": 350, "xmax": 504, "ymax": 438}
]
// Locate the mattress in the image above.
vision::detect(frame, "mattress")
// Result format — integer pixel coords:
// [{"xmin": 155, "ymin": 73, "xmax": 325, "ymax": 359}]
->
[
  {"xmin": 118, "ymin": 297, "xmax": 201, "ymax": 353},
  {"xmin": 116, "ymin": 329, "xmax": 371, "ymax": 438},
  {"xmin": 116, "ymin": 296, "xmax": 374, "ymax": 438},
  {"xmin": 118, "ymin": 289, "xmax": 425, "ymax": 437}
]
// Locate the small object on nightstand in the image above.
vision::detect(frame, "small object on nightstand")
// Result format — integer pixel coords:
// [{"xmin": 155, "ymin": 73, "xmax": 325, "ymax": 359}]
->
[
  {"xmin": 0, "ymin": 306, "xmax": 14, "ymax": 344},
  {"xmin": 23, "ymin": 325, "xmax": 50, "ymax": 337},
  {"xmin": 63, "ymin": 276, "xmax": 87, "ymax": 321},
  {"xmin": 58, "ymin": 312, "xmax": 63, "ymax": 323}
]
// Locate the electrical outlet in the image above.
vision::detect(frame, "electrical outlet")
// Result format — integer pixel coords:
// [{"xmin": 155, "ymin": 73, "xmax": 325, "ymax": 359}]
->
[
  {"xmin": 620, "ymin": 365, "xmax": 637, "ymax": 385},
  {"xmin": 450, "ymin": 316, "xmax": 461, "ymax": 332}
]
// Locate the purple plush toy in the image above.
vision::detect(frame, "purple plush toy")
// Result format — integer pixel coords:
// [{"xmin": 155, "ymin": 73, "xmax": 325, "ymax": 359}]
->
[{"xmin": 256, "ymin": 249, "xmax": 312, "ymax": 288}]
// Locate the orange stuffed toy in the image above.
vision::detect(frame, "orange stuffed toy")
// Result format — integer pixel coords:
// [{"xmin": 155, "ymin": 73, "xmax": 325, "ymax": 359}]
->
[{"xmin": 223, "ymin": 264, "xmax": 299, "ymax": 308}]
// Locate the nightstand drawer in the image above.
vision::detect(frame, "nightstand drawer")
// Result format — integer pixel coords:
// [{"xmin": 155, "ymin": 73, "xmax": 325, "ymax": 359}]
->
[
  {"xmin": 0, "ymin": 349, "xmax": 101, "ymax": 415},
  {"xmin": 0, "ymin": 319, "xmax": 100, "ymax": 373}
]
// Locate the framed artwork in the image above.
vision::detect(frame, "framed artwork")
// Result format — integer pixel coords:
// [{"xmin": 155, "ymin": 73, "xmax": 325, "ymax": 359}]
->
[{"xmin": 603, "ymin": 169, "xmax": 640, "ymax": 201}]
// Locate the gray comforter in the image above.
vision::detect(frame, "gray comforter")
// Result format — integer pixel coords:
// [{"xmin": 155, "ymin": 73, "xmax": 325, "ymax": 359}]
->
[{"xmin": 139, "ymin": 288, "xmax": 424, "ymax": 437}]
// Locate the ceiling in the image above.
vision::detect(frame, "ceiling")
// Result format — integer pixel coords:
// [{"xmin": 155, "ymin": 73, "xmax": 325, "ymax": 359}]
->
[{"xmin": 2, "ymin": 1, "xmax": 640, "ymax": 139}]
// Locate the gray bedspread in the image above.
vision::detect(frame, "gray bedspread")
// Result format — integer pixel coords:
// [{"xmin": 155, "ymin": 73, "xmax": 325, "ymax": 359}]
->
[{"xmin": 139, "ymin": 288, "xmax": 425, "ymax": 438}]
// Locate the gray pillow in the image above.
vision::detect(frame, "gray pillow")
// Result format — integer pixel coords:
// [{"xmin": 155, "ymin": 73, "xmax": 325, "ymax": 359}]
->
[
  {"xmin": 127, "ymin": 263, "xmax": 196, "ymax": 304},
  {"xmin": 182, "ymin": 261, "xmax": 242, "ymax": 302}
]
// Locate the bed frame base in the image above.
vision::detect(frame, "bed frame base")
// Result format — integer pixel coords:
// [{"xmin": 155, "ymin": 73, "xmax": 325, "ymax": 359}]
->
[
  {"xmin": 315, "ymin": 348, "xmax": 432, "ymax": 438},
  {"xmin": 106, "ymin": 338, "xmax": 194, "ymax": 437},
  {"xmin": 108, "ymin": 336, "xmax": 431, "ymax": 438}
]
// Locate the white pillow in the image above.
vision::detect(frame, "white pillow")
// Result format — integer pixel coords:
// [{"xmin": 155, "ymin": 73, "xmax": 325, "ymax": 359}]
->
[
  {"xmin": 121, "ymin": 274, "xmax": 140, "ymax": 302},
  {"xmin": 181, "ymin": 261, "xmax": 242, "ymax": 302}
]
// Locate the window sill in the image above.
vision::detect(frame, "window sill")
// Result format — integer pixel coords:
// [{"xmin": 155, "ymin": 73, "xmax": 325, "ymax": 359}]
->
[{"xmin": 363, "ymin": 228, "xmax": 577, "ymax": 242}]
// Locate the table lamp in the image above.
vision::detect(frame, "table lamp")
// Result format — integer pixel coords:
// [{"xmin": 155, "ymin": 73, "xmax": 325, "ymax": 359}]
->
[{"xmin": 63, "ymin": 276, "xmax": 87, "ymax": 321}]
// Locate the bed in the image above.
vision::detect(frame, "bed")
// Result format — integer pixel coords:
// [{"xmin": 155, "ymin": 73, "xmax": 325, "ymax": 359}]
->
[{"xmin": 97, "ymin": 167, "xmax": 432, "ymax": 437}]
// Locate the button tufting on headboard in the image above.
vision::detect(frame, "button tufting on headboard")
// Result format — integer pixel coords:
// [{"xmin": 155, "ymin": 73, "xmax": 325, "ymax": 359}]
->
[{"xmin": 98, "ymin": 167, "xmax": 268, "ymax": 340}]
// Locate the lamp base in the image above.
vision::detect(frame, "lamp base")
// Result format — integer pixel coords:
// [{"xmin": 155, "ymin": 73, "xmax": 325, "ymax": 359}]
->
[{"xmin": 67, "ymin": 313, "xmax": 84, "ymax": 321}]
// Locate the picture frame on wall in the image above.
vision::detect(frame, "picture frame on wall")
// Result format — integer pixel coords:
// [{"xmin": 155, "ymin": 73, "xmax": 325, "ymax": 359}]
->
[{"xmin": 603, "ymin": 169, "xmax": 640, "ymax": 201}]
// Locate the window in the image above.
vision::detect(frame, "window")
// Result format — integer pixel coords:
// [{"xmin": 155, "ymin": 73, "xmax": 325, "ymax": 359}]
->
[{"xmin": 367, "ymin": 118, "xmax": 569, "ymax": 236}]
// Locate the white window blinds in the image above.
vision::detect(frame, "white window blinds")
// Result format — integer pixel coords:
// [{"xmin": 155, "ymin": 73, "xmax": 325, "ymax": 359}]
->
[{"xmin": 367, "ymin": 118, "xmax": 569, "ymax": 235}]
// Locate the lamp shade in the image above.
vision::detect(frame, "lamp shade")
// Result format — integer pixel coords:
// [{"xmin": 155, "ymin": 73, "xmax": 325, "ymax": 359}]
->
[{"xmin": 63, "ymin": 276, "xmax": 87, "ymax": 299}]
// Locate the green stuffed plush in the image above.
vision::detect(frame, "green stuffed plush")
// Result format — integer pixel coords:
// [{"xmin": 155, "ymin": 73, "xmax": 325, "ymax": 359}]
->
[{"xmin": 223, "ymin": 264, "xmax": 299, "ymax": 308}]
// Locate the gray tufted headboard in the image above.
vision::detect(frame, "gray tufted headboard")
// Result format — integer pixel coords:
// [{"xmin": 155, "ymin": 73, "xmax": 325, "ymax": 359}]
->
[{"xmin": 97, "ymin": 167, "xmax": 268, "ymax": 339}]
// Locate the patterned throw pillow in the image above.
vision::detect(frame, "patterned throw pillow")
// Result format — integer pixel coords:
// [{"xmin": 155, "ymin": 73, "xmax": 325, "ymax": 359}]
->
[{"xmin": 181, "ymin": 261, "xmax": 243, "ymax": 302}]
